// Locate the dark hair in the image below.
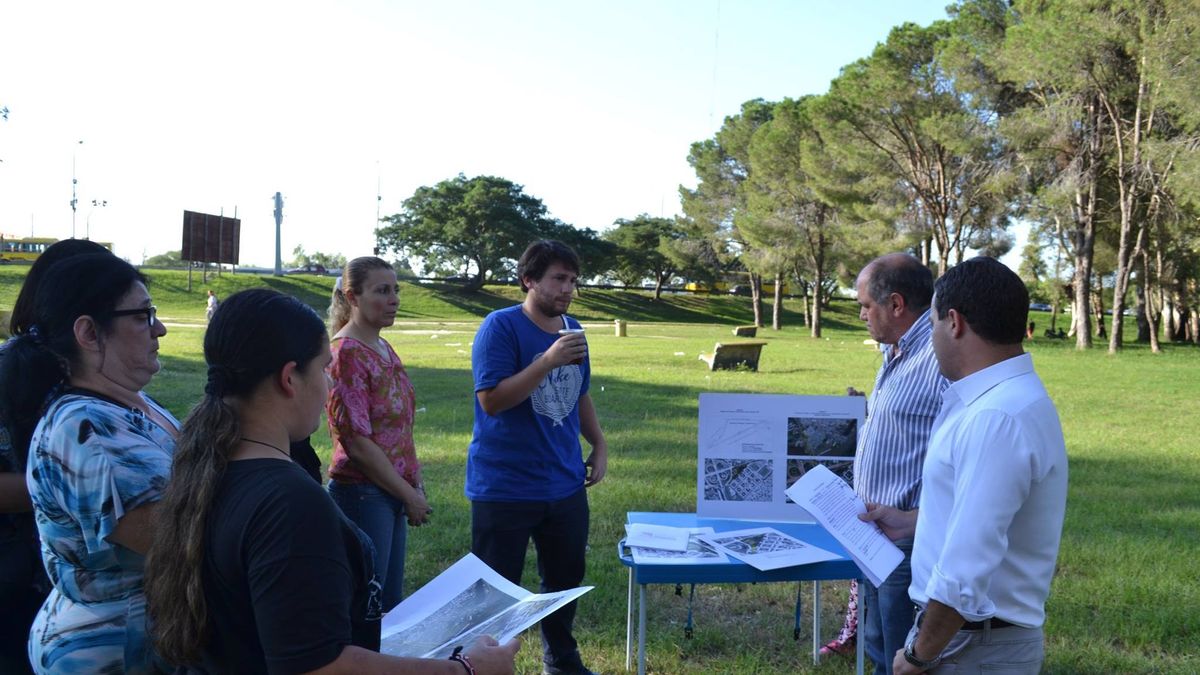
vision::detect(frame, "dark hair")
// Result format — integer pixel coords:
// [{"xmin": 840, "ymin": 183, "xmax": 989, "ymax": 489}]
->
[
  {"xmin": 865, "ymin": 253, "xmax": 934, "ymax": 313},
  {"xmin": 517, "ymin": 240, "xmax": 580, "ymax": 291},
  {"xmin": 934, "ymin": 256, "xmax": 1029, "ymax": 345},
  {"xmin": 0, "ymin": 253, "xmax": 146, "ymax": 465},
  {"xmin": 146, "ymin": 288, "xmax": 326, "ymax": 665},
  {"xmin": 10, "ymin": 239, "xmax": 113, "ymax": 335},
  {"xmin": 328, "ymin": 256, "xmax": 393, "ymax": 333}
]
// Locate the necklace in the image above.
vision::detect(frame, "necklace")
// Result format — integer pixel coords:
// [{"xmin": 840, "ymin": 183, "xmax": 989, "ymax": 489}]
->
[{"xmin": 240, "ymin": 437, "xmax": 291, "ymax": 460}]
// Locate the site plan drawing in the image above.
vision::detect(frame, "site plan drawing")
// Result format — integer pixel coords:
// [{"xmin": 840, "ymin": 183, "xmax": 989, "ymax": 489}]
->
[
  {"xmin": 379, "ymin": 553, "xmax": 592, "ymax": 659},
  {"xmin": 699, "ymin": 527, "xmax": 840, "ymax": 571},
  {"xmin": 697, "ymin": 393, "xmax": 866, "ymax": 521}
]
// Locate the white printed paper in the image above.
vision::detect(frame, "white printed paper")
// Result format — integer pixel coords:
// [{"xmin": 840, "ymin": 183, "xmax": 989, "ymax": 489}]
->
[
  {"xmin": 784, "ymin": 463, "xmax": 903, "ymax": 587},
  {"xmin": 698, "ymin": 393, "xmax": 866, "ymax": 521},
  {"xmin": 625, "ymin": 523, "xmax": 691, "ymax": 552},
  {"xmin": 698, "ymin": 527, "xmax": 840, "ymax": 571},
  {"xmin": 379, "ymin": 553, "xmax": 592, "ymax": 658},
  {"xmin": 628, "ymin": 526, "xmax": 728, "ymax": 565}
]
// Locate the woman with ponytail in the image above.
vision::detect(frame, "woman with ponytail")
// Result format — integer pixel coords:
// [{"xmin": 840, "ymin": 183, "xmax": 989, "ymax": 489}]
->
[
  {"xmin": 326, "ymin": 257, "xmax": 427, "ymax": 611},
  {"xmin": 145, "ymin": 288, "xmax": 518, "ymax": 674},
  {"xmin": 0, "ymin": 253, "xmax": 179, "ymax": 673}
]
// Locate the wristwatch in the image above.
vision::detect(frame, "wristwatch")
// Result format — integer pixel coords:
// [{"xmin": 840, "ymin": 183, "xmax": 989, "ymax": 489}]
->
[{"xmin": 903, "ymin": 631, "xmax": 942, "ymax": 671}]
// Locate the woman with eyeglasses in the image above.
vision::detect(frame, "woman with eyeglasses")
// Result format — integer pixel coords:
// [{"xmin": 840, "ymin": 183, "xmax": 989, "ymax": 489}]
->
[
  {"xmin": 0, "ymin": 253, "xmax": 178, "ymax": 673},
  {"xmin": 0, "ymin": 239, "xmax": 111, "ymax": 675}
]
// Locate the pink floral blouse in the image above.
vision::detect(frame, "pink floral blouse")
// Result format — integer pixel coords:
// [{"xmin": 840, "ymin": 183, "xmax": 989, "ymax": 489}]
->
[{"xmin": 326, "ymin": 336, "xmax": 421, "ymax": 486}]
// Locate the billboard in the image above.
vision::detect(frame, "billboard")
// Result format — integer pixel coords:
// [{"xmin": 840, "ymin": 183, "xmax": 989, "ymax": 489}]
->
[{"xmin": 181, "ymin": 210, "xmax": 240, "ymax": 265}]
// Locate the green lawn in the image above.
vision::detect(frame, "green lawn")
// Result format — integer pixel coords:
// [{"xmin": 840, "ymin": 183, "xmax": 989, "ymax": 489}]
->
[{"xmin": 4, "ymin": 266, "xmax": 1197, "ymax": 673}]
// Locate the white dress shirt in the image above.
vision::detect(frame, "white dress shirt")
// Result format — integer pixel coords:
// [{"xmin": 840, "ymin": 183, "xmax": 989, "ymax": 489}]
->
[{"xmin": 909, "ymin": 353, "xmax": 1068, "ymax": 627}]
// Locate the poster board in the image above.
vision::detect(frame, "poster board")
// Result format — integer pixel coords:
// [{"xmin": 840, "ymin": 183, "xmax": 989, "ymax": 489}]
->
[{"xmin": 697, "ymin": 392, "xmax": 865, "ymax": 522}]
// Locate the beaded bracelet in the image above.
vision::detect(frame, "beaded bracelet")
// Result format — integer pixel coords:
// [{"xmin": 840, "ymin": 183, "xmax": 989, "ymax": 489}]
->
[{"xmin": 449, "ymin": 647, "xmax": 476, "ymax": 675}]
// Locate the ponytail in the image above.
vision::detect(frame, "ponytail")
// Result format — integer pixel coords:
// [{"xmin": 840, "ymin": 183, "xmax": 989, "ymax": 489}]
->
[
  {"xmin": 145, "ymin": 288, "xmax": 326, "ymax": 665},
  {"xmin": 144, "ymin": 393, "xmax": 241, "ymax": 664}
]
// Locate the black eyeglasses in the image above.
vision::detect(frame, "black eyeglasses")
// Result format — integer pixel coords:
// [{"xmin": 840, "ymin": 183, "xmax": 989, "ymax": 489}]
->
[{"xmin": 108, "ymin": 306, "xmax": 158, "ymax": 327}]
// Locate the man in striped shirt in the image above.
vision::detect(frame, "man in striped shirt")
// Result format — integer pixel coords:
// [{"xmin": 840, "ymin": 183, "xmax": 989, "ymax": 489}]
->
[{"xmin": 851, "ymin": 253, "xmax": 948, "ymax": 675}]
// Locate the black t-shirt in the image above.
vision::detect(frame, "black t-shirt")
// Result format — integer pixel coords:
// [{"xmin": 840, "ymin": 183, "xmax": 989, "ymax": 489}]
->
[
  {"xmin": 198, "ymin": 459, "xmax": 382, "ymax": 674},
  {"xmin": 288, "ymin": 437, "xmax": 324, "ymax": 484}
]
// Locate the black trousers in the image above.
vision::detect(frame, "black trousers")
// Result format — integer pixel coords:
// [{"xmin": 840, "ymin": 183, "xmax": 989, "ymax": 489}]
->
[{"xmin": 471, "ymin": 488, "xmax": 589, "ymax": 667}]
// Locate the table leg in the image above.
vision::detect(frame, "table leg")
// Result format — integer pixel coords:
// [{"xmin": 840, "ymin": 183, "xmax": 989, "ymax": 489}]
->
[
  {"xmin": 811, "ymin": 580, "xmax": 821, "ymax": 665},
  {"xmin": 638, "ymin": 584, "xmax": 647, "ymax": 675},
  {"xmin": 856, "ymin": 579, "xmax": 865, "ymax": 675},
  {"xmin": 626, "ymin": 568, "xmax": 634, "ymax": 671}
]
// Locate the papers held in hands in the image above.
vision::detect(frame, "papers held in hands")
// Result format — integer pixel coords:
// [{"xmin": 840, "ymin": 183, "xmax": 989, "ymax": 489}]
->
[
  {"xmin": 379, "ymin": 553, "xmax": 592, "ymax": 659},
  {"xmin": 784, "ymin": 464, "xmax": 904, "ymax": 587}
]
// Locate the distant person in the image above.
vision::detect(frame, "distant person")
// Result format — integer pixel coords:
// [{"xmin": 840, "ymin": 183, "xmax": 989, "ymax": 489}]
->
[
  {"xmin": 1027, "ymin": 321, "xmax": 1035, "ymax": 339},
  {"xmin": 468, "ymin": 239, "xmax": 608, "ymax": 675},
  {"xmin": 206, "ymin": 290, "xmax": 219, "ymax": 322},
  {"xmin": 0, "ymin": 239, "xmax": 111, "ymax": 674},
  {"xmin": 1, "ymin": 253, "xmax": 179, "ymax": 672},
  {"xmin": 839, "ymin": 253, "xmax": 948, "ymax": 674},
  {"xmin": 145, "ymin": 289, "xmax": 519, "ymax": 674},
  {"xmin": 327, "ymin": 257, "xmax": 428, "ymax": 611},
  {"xmin": 862, "ymin": 257, "xmax": 1068, "ymax": 674}
]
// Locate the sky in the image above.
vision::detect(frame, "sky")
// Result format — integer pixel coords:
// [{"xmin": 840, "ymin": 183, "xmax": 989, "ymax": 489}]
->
[{"xmin": 0, "ymin": 0, "xmax": 957, "ymax": 269}]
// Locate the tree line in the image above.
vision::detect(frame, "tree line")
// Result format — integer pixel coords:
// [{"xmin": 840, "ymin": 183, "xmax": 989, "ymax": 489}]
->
[{"xmin": 376, "ymin": 0, "xmax": 1200, "ymax": 352}]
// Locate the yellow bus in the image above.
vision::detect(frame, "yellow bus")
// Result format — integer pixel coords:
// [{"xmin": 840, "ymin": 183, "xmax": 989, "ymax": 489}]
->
[
  {"xmin": 0, "ymin": 237, "xmax": 114, "ymax": 262},
  {"xmin": 685, "ymin": 272, "xmax": 786, "ymax": 296},
  {"xmin": 0, "ymin": 237, "xmax": 58, "ymax": 262}
]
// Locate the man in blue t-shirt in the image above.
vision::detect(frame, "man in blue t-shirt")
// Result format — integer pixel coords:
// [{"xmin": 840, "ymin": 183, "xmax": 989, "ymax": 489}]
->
[{"xmin": 467, "ymin": 239, "xmax": 608, "ymax": 675}]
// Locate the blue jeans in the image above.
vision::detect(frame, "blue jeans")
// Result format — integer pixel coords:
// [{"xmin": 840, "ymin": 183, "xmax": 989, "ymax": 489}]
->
[
  {"xmin": 471, "ymin": 488, "xmax": 590, "ymax": 670},
  {"xmin": 863, "ymin": 539, "xmax": 915, "ymax": 675},
  {"xmin": 328, "ymin": 481, "xmax": 408, "ymax": 612}
]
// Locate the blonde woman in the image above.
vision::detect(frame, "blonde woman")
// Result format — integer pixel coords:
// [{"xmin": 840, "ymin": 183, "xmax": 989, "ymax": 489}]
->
[{"xmin": 326, "ymin": 257, "xmax": 427, "ymax": 611}]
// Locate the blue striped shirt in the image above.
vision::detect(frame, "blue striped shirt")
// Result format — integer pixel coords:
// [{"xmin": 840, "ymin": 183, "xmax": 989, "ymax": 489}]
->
[{"xmin": 852, "ymin": 309, "xmax": 948, "ymax": 510}]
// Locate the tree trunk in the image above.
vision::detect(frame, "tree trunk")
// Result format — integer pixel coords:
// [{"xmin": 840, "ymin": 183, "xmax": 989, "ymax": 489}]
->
[
  {"xmin": 653, "ymin": 275, "xmax": 664, "ymax": 301},
  {"xmin": 1135, "ymin": 259, "xmax": 1151, "ymax": 343},
  {"xmin": 1092, "ymin": 274, "xmax": 1106, "ymax": 340},
  {"xmin": 811, "ymin": 273, "xmax": 823, "ymax": 339},
  {"xmin": 465, "ymin": 272, "xmax": 486, "ymax": 292},
  {"xmin": 750, "ymin": 272, "xmax": 764, "ymax": 327},
  {"xmin": 1144, "ymin": 249, "xmax": 1161, "ymax": 353},
  {"xmin": 772, "ymin": 271, "xmax": 784, "ymax": 331},
  {"xmin": 800, "ymin": 280, "xmax": 810, "ymax": 327}
]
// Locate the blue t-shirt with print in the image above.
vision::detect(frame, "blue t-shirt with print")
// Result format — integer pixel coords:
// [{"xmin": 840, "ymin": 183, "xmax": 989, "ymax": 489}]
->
[{"xmin": 467, "ymin": 305, "xmax": 590, "ymax": 502}]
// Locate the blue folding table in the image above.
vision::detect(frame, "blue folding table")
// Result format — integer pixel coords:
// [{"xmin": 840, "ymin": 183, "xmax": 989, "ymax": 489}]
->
[{"xmin": 619, "ymin": 512, "xmax": 865, "ymax": 674}]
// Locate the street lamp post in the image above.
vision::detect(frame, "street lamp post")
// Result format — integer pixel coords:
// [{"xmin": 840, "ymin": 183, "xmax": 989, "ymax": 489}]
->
[{"xmin": 70, "ymin": 140, "xmax": 83, "ymax": 238}]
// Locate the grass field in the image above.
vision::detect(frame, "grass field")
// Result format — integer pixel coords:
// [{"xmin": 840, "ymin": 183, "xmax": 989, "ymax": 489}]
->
[{"xmin": 4, "ymin": 267, "xmax": 1198, "ymax": 673}]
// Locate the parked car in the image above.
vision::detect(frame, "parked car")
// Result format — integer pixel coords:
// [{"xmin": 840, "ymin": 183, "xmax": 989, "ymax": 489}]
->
[
  {"xmin": 1029, "ymin": 303, "xmax": 1052, "ymax": 312},
  {"xmin": 285, "ymin": 263, "xmax": 328, "ymax": 275}
]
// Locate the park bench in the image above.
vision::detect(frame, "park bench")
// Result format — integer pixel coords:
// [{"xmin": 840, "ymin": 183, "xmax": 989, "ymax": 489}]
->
[
  {"xmin": 699, "ymin": 340, "xmax": 768, "ymax": 372},
  {"xmin": 732, "ymin": 325, "xmax": 757, "ymax": 337}
]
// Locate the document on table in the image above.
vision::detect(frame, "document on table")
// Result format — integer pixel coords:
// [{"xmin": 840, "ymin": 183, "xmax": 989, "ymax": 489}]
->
[
  {"xmin": 625, "ymin": 523, "xmax": 691, "ymax": 552},
  {"xmin": 625, "ymin": 526, "xmax": 729, "ymax": 565},
  {"xmin": 698, "ymin": 527, "xmax": 840, "ymax": 571},
  {"xmin": 784, "ymin": 464, "xmax": 903, "ymax": 587}
]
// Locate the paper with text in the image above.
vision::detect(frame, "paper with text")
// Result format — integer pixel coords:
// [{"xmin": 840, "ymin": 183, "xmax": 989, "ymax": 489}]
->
[
  {"xmin": 625, "ymin": 523, "xmax": 691, "ymax": 552},
  {"xmin": 784, "ymin": 464, "xmax": 903, "ymax": 586}
]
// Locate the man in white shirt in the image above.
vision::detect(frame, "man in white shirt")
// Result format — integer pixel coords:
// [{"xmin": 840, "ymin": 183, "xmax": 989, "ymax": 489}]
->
[{"xmin": 861, "ymin": 256, "xmax": 1068, "ymax": 674}]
